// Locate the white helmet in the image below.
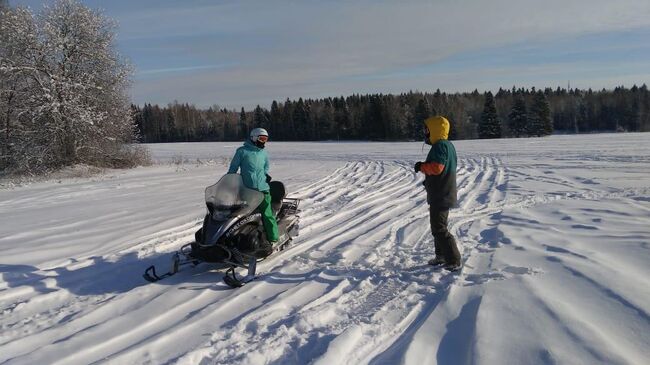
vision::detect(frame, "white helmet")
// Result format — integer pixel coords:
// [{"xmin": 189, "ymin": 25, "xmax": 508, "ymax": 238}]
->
[{"xmin": 250, "ymin": 128, "xmax": 269, "ymax": 143}]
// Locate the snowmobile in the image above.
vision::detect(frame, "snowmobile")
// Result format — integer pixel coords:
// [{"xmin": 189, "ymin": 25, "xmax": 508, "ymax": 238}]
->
[{"xmin": 143, "ymin": 173, "xmax": 301, "ymax": 288}]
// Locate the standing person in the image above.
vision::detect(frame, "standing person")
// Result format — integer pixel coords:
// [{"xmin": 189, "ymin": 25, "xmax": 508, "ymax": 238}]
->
[
  {"xmin": 228, "ymin": 128, "xmax": 279, "ymax": 246},
  {"xmin": 414, "ymin": 116, "xmax": 461, "ymax": 271}
]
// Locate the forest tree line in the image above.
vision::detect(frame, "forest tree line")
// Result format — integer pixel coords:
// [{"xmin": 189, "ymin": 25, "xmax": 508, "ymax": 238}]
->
[{"xmin": 133, "ymin": 85, "xmax": 650, "ymax": 143}]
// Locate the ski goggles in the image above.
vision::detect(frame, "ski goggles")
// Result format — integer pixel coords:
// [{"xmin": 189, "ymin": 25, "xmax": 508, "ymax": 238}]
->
[{"xmin": 257, "ymin": 135, "xmax": 268, "ymax": 142}]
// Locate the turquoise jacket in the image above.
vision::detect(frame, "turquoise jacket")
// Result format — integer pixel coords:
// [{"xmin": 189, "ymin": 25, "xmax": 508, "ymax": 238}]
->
[{"xmin": 228, "ymin": 140, "xmax": 270, "ymax": 192}]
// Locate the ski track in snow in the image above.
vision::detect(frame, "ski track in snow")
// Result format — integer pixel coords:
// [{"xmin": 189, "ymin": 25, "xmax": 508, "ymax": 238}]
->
[{"xmin": 1, "ymin": 136, "xmax": 650, "ymax": 364}]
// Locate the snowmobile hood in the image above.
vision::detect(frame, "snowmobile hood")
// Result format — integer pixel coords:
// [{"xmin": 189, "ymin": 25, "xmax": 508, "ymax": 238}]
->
[{"xmin": 424, "ymin": 116, "xmax": 450, "ymax": 145}]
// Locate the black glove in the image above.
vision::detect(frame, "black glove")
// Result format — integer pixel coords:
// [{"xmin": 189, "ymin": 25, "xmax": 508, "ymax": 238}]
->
[
  {"xmin": 266, "ymin": 174, "xmax": 272, "ymax": 183},
  {"xmin": 414, "ymin": 162, "xmax": 422, "ymax": 173}
]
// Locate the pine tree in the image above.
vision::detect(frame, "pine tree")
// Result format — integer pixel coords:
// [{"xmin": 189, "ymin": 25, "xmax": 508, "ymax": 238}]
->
[
  {"xmin": 529, "ymin": 91, "xmax": 553, "ymax": 136},
  {"xmin": 253, "ymin": 105, "xmax": 268, "ymax": 128},
  {"xmin": 269, "ymin": 100, "xmax": 281, "ymax": 139},
  {"xmin": 282, "ymin": 99, "xmax": 294, "ymax": 140},
  {"xmin": 333, "ymin": 97, "xmax": 351, "ymax": 139},
  {"xmin": 239, "ymin": 107, "xmax": 248, "ymax": 139},
  {"xmin": 404, "ymin": 103, "xmax": 418, "ymax": 140},
  {"xmin": 292, "ymin": 98, "xmax": 308, "ymax": 140},
  {"xmin": 304, "ymin": 99, "xmax": 315, "ymax": 140},
  {"xmin": 478, "ymin": 91, "xmax": 501, "ymax": 139},
  {"xmin": 415, "ymin": 97, "xmax": 431, "ymax": 124},
  {"xmin": 508, "ymin": 96, "xmax": 528, "ymax": 137},
  {"xmin": 412, "ymin": 97, "xmax": 432, "ymax": 139},
  {"xmin": 317, "ymin": 98, "xmax": 334, "ymax": 140}
]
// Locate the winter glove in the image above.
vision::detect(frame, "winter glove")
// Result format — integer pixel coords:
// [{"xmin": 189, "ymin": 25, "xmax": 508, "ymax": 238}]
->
[
  {"xmin": 414, "ymin": 162, "xmax": 422, "ymax": 173},
  {"xmin": 266, "ymin": 174, "xmax": 272, "ymax": 183}
]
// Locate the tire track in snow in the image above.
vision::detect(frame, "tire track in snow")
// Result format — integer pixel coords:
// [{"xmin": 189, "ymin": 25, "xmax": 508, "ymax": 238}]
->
[{"xmin": 0, "ymin": 219, "xmax": 205, "ymax": 362}]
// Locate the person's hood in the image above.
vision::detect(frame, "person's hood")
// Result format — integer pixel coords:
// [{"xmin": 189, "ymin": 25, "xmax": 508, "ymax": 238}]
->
[{"xmin": 424, "ymin": 116, "xmax": 450, "ymax": 145}]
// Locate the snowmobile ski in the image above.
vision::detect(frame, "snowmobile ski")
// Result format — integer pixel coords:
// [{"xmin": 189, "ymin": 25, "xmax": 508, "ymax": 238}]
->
[
  {"xmin": 143, "ymin": 246, "xmax": 199, "ymax": 282},
  {"xmin": 223, "ymin": 256, "xmax": 258, "ymax": 288},
  {"xmin": 143, "ymin": 264, "xmax": 174, "ymax": 283}
]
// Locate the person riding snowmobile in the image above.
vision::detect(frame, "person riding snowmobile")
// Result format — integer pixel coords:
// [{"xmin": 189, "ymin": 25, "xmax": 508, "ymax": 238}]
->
[
  {"xmin": 414, "ymin": 116, "xmax": 461, "ymax": 271},
  {"xmin": 228, "ymin": 128, "xmax": 279, "ymax": 246}
]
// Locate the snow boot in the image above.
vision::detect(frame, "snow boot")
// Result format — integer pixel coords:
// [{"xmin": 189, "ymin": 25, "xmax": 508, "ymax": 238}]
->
[
  {"xmin": 443, "ymin": 262, "xmax": 461, "ymax": 272},
  {"xmin": 428, "ymin": 256, "xmax": 446, "ymax": 266}
]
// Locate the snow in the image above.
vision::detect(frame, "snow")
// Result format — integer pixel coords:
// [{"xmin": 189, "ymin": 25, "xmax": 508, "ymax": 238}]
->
[{"xmin": 1, "ymin": 133, "xmax": 649, "ymax": 365}]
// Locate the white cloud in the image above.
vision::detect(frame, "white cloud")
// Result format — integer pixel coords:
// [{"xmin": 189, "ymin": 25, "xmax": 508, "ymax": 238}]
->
[{"xmin": 138, "ymin": 64, "xmax": 234, "ymax": 75}]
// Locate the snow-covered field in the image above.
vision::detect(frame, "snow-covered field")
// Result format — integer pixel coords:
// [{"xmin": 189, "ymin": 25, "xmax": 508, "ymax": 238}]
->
[{"xmin": 1, "ymin": 133, "xmax": 649, "ymax": 365}]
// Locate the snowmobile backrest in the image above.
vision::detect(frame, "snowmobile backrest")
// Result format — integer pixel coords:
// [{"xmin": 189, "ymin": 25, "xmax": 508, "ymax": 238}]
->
[{"xmin": 269, "ymin": 181, "xmax": 286, "ymax": 203}]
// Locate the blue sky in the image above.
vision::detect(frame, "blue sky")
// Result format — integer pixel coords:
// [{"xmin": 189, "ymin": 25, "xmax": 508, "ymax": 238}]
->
[{"xmin": 12, "ymin": 0, "xmax": 650, "ymax": 108}]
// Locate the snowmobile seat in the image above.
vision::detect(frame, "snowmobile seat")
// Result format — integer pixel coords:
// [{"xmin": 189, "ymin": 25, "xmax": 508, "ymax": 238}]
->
[{"xmin": 269, "ymin": 181, "xmax": 285, "ymax": 214}]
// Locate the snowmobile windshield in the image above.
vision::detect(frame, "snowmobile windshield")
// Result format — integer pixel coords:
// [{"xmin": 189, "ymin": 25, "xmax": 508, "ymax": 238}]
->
[{"xmin": 205, "ymin": 174, "xmax": 264, "ymax": 217}]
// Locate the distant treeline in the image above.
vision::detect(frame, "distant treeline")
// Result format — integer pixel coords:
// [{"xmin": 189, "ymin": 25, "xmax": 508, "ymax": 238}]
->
[{"xmin": 132, "ymin": 85, "xmax": 650, "ymax": 143}]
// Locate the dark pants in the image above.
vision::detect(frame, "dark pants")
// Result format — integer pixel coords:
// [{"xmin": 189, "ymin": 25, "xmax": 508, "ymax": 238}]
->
[{"xmin": 429, "ymin": 207, "xmax": 461, "ymax": 265}]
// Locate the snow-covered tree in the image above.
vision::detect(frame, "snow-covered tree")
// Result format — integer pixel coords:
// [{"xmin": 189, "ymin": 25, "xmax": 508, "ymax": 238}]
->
[
  {"xmin": 478, "ymin": 91, "xmax": 501, "ymax": 139},
  {"xmin": 508, "ymin": 96, "xmax": 528, "ymax": 137},
  {"xmin": 253, "ymin": 105, "xmax": 269, "ymax": 128},
  {"xmin": 1, "ymin": 0, "xmax": 141, "ymax": 173},
  {"xmin": 529, "ymin": 91, "xmax": 553, "ymax": 136},
  {"xmin": 0, "ymin": 6, "xmax": 43, "ymax": 170},
  {"xmin": 415, "ymin": 97, "xmax": 431, "ymax": 124},
  {"xmin": 333, "ymin": 97, "xmax": 351, "ymax": 139}
]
